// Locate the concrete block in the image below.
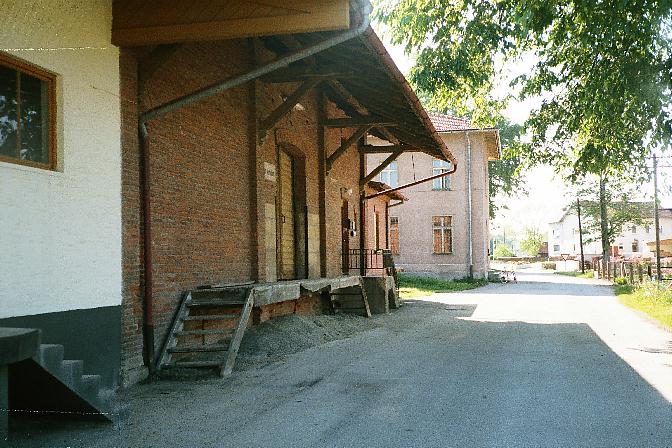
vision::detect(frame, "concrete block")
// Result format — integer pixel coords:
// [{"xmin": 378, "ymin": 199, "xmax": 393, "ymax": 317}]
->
[{"xmin": 362, "ymin": 276, "xmax": 389, "ymax": 315}]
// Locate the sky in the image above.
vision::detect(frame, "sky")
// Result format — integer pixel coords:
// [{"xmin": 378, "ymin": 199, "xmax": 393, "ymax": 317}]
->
[{"xmin": 375, "ymin": 26, "xmax": 672, "ymax": 237}]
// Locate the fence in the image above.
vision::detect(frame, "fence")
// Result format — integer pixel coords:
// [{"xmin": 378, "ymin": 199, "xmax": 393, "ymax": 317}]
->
[
  {"xmin": 593, "ymin": 259, "xmax": 672, "ymax": 284},
  {"xmin": 345, "ymin": 249, "xmax": 399, "ymax": 287}
]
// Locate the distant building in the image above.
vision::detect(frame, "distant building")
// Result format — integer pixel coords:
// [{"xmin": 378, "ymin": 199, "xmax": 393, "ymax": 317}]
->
[
  {"xmin": 548, "ymin": 207, "xmax": 672, "ymax": 259},
  {"xmin": 367, "ymin": 113, "xmax": 501, "ymax": 278}
]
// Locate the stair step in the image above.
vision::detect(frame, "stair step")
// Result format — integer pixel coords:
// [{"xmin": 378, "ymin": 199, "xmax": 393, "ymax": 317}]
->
[
  {"xmin": 164, "ymin": 360, "xmax": 223, "ymax": 369},
  {"xmin": 175, "ymin": 329, "xmax": 234, "ymax": 336},
  {"xmin": 187, "ymin": 299, "xmax": 246, "ymax": 307},
  {"xmin": 182, "ymin": 314, "xmax": 239, "ymax": 321},
  {"xmin": 168, "ymin": 344, "xmax": 229, "ymax": 353},
  {"xmin": 60, "ymin": 360, "xmax": 84, "ymax": 390},
  {"xmin": 80, "ymin": 374, "xmax": 102, "ymax": 404},
  {"xmin": 191, "ymin": 288, "xmax": 248, "ymax": 301},
  {"xmin": 36, "ymin": 344, "xmax": 64, "ymax": 374}
]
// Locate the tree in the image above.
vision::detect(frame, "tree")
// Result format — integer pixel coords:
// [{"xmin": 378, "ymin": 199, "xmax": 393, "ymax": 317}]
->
[
  {"xmin": 520, "ymin": 227, "xmax": 544, "ymax": 256},
  {"xmin": 493, "ymin": 244, "xmax": 514, "ymax": 258},
  {"xmin": 572, "ymin": 178, "xmax": 654, "ymax": 253},
  {"xmin": 488, "ymin": 120, "xmax": 526, "ymax": 219},
  {"xmin": 376, "ymin": 0, "xmax": 671, "ymax": 175}
]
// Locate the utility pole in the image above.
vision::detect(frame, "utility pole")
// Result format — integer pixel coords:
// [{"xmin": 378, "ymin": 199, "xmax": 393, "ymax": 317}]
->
[
  {"xmin": 653, "ymin": 155, "xmax": 661, "ymax": 282},
  {"xmin": 577, "ymin": 198, "xmax": 585, "ymax": 273}
]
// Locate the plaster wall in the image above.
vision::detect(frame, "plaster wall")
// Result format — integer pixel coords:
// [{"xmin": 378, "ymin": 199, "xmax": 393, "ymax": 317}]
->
[
  {"xmin": 368, "ymin": 132, "xmax": 491, "ymax": 278},
  {"xmin": 0, "ymin": 0, "xmax": 121, "ymax": 318}
]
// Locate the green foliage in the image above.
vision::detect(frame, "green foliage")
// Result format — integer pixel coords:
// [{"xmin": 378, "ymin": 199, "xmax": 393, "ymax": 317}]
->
[
  {"xmin": 615, "ymin": 281, "xmax": 672, "ymax": 330},
  {"xmin": 542, "ymin": 262, "xmax": 557, "ymax": 270},
  {"xmin": 520, "ymin": 227, "xmax": 545, "ymax": 256},
  {"xmin": 555, "ymin": 271, "xmax": 594, "ymax": 279},
  {"xmin": 375, "ymin": 0, "xmax": 672, "ymax": 179},
  {"xmin": 493, "ymin": 244, "xmax": 514, "ymax": 258},
  {"xmin": 398, "ymin": 274, "xmax": 488, "ymax": 298},
  {"xmin": 614, "ymin": 276, "xmax": 628, "ymax": 286},
  {"xmin": 488, "ymin": 120, "xmax": 527, "ymax": 219}
]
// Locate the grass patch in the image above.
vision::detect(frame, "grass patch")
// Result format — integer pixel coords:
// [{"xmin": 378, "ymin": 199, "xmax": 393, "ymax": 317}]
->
[
  {"xmin": 555, "ymin": 271, "xmax": 594, "ymax": 279},
  {"xmin": 615, "ymin": 282, "xmax": 672, "ymax": 330},
  {"xmin": 398, "ymin": 274, "xmax": 488, "ymax": 299}
]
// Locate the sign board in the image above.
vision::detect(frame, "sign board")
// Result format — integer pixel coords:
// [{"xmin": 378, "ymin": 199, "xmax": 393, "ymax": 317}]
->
[{"xmin": 264, "ymin": 162, "xmax": 276, "ymax": 182}]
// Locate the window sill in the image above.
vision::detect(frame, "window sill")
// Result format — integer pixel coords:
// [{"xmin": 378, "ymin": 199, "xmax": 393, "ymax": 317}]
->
[{"xmin": 0, "ymin": 160, "xmax": 62, "ymax": 176}]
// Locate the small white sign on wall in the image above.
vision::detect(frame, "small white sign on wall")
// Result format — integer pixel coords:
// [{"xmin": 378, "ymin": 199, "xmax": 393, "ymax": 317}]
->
[{"xmin": 264, "ymin": 162, "xmax": 276, "ymax": 182}]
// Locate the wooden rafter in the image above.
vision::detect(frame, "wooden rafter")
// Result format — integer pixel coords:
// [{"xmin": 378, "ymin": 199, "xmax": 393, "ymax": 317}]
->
[
  {"xmin": 261, "ymin": 65, "xmax": 354, "ymax": 83},
  {"xmin": 322, "ymin": 117, "xmax": 395, "ymax": 128},
  {"xmin": 327, "ymin": 80, "xmax": 401, "ymax": 145},
  {"xmin": 326, "ymin": 126, "xmax": 371, "ymax": 172},
  {"xmin": 258, "ymin": 78, "xmax": 321, "ymax": 137},
  {"xmin": 360, "ymin": 150, "xmax": 403, "ymax": 186}
]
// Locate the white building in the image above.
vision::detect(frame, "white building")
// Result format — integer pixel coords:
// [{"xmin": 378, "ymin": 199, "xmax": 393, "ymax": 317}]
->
[{"xmin": 548, "ymin": 207, "xmax": 672, "ymax": 259}]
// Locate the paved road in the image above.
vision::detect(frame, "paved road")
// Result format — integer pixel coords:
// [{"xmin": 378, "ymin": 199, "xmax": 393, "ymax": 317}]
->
[{"xmin": 12, "ymin": 270, "xmax": 672, "ymax": 447}]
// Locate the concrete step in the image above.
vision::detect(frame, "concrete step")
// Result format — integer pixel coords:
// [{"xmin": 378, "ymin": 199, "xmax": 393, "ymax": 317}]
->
[
  {"xmin": 35, "ymin": 344, "xmax": 64, "ymax": 376},
  {"xmin": 191, "ymin": 287, "xmax": 249, "ymax": 302},
  {"xmin": 60, "ymin": 360, "xmax": 84, "ymax": 391},
  {"xmin": 80, "ymin": 374, "xmax": 102, "ymax": 405}
]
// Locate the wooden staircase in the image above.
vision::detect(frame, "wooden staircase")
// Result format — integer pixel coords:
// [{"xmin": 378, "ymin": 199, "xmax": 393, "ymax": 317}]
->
[{"xmin": 156, "ymin": 285, "xmax": 254, "ymax": 377}]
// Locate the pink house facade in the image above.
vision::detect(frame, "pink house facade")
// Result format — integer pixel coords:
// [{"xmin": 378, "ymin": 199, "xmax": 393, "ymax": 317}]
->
[{"xmin": 367, "ymin": 113, "xmax": 500, "ymax": 278}]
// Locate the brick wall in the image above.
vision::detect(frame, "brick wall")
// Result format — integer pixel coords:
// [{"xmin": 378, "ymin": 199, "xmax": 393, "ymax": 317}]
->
[{"xmin": 120, "ymin": 41, "xmax": 364, "ymax": 384}]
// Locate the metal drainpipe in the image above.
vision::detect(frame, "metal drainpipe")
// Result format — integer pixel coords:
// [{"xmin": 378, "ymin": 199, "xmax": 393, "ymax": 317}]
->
[
  {"xmin": 137, "ymin": 1, "xmax": 373, "ymax": 370},
  {"xmin": 466, "ymin": 131, "xmax": 474, "ymax": 279},
  {"xmin": 364, "ymin": 163, "xmax": 458, "ymax": 200}
]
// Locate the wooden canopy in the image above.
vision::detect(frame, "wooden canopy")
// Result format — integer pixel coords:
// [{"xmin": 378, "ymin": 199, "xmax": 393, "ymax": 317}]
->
[
  {"xmin": 260, "ymin": 26, "xmax": 456, "ymax": 164},
  {"xmin": 112, "ymin": 0, "xmax": 350, "ymax": 46}
]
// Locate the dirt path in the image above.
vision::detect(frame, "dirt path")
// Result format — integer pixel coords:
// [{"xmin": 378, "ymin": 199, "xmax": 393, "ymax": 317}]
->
[{"xmin": 10, "ymin": 270, "xmax": 672, "ymax": 447}]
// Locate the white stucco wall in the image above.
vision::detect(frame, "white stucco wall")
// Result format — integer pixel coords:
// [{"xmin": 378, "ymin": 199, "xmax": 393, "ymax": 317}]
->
[
  {"xmin": 548, "ymin": 211, "xmax": 672, "ymax": 259},
  {"xmin": 0, "ymin": 1, "xmax": 121, "ymax": 318}
]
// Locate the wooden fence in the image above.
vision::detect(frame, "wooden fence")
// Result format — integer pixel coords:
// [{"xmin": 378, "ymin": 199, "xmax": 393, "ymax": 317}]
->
[{"xmin": 593, "ymin": 259, "xmax": 672, "ymax": 284}]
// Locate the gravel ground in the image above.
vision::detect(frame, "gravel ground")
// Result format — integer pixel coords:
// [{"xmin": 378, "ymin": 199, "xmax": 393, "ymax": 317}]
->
[{"xmin": 8, "ymin": 269, "xmax": 672, "ymax": 448}]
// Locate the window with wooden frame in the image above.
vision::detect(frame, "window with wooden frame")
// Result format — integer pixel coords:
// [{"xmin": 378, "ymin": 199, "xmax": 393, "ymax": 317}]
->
[
  {"xmin": 390, "ymin": 216, "xmax": 400, "ymax": 254},
  {"xmin": 432, "ymin": 159, "xmax": 452, "ymax": 190},
  {"xmin": 0, "ymin": 53, "xmax": 56, "ymax": 169},
  {"xmin": 432, "ymin": 216, "xmax": 453, "ymax": 254},
  {"xmin": 379, "ymin": 161, "xmax": 398, "ymax": 187}
]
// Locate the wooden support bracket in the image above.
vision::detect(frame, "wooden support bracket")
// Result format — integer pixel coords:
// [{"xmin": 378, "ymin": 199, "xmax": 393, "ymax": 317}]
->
[
  {"xmin": 258, "ymin": 78, "xmax": 321, "ymax": 143},
  {"xmin": 326, "ymin": 125, "xmax": 371, "ymax": 173},
  {"xmin": 261, "ymin": 65, "xmax": 354, "ymax": 83},
  {"xmin": 360, "ymin": 150, "xmax": 403, "ymax": 186}
]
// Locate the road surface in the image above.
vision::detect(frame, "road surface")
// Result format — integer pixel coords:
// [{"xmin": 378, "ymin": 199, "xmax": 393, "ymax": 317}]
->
[{"xmin": 11, "ymin": 269, "xmax": 672, "ymax": 447}]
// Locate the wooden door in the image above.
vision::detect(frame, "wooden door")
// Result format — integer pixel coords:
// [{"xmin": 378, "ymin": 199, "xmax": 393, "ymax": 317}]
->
[{"xmin": 278, "ymin": 149, "xmax": 296, "ymax": 279}]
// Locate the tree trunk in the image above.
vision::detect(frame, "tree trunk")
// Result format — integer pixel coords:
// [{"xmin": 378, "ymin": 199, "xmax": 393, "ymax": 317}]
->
[{"xmin": 599, "ymin": 175, "xmax": 610, "ymax": 274}]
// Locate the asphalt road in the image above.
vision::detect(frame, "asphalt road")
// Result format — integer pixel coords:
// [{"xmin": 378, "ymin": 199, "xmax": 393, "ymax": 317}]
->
[{"xmin": 11, "ymin": 270, "xmax": 672, "ymax": 447}]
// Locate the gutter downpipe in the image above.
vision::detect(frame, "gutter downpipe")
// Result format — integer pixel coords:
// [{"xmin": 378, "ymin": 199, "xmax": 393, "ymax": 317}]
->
[
  {"xmin": 364, "ymin": 163, "xmax": 458, "ymax": 200},
  {"xmin": 137, "ymin": 2, "xmax": 373, "ymax": 371},
  {"xmin": 466, "ymin": 131, "xmax": 473, "ymax": 279}
]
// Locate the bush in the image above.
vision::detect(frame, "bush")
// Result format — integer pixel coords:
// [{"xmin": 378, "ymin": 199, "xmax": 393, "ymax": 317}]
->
[
  {"xmin": 541, "ymin": 262, "xmax": 556, "ymax": 270},
  {"xmin": 614, "ymin": 276, "xmax": 628, "ymax": 285},
  {"xmin": 493, "ymin": 244, "xmax": 514, "ymax": 258}
]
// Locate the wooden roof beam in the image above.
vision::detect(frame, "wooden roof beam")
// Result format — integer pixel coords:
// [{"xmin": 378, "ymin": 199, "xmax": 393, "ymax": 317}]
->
[
  {"xmin": 259, "ymin": 78, "xmax": 321, "ymax": 142},
  {"xmin": 261, "ymin": 65, "xmax": 355, "ymax": 83},
  {"xmin": 322, "ymin": 117, "xmax": 396, "ymax": 128},
  {"xmin": 326, "ymin": 125, "xmax": 371, "ymax": 173},
  {"xmin": 360, "ymin": 150, "xmax": 404, "ymax": 186},
  {"xmin": 327, "ymin": 80, "xmax": 401, "ymax": 145}
]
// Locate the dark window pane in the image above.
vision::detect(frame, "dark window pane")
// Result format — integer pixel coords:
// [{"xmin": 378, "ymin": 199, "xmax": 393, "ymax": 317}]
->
[
  {"xmin": 0, "ymin": 65, "xmax": 18, "ymax": 158},
  {"xmin": 20, "ymin": 72, "xmax": 49, "ymax": 164}
]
